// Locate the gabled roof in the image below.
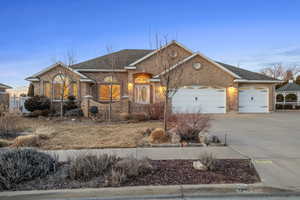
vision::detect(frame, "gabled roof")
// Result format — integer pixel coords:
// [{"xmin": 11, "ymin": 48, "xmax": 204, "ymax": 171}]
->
[
  {"xmin": 25, "ymin": 62, "xmax": 93, "ymax": 82},
  {"xmin": 71, "ymin": 49, "xmax": 153, "ymax": 70},
  {"xmin": 26, "ymin": 40, "xmax": 281, "ymax": 83},
  {"xmin": 216, "ymin": 62, "xmax": 277, "ymax": 81},
  {"xmin": 128, "ymin": 40, "xmax": 194, "ymax": 66},
  {"xmin": 154, "ymin": 53, "xmax": 278, "ymax": 82},
  {"xmin": 277, "ymin": 82, "xmax": 300, "ymax": 92},
  {"xmin": 0, "ymin": 83, "xmax": 12, "ymax": 89}
]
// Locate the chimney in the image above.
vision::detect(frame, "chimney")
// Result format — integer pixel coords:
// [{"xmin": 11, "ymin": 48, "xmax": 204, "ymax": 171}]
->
[{"xmin": 289, "ymin": 80, "xmax": 294, "ymax": 83}]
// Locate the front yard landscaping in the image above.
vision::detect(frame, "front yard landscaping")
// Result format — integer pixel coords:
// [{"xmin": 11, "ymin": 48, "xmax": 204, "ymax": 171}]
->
[
  {"xmin": 0, "ymin": 149, "xmax": 260, "ymax": 191},
  {"xmin": 0, "ymin": 112, "xmax": 223, "ymax": 149},
  {"xmin": 0, "ymin": 115, "xmax": 162, "ymax": 149}
]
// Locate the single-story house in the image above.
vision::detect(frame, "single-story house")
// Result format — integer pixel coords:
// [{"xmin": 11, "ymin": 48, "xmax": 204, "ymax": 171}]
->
[
  {"xmin": 26, "ymin": 40, "xmax": 282, "ymax": 114},
  {"xmin": 0, "ymin": 83, "xmax": 12, "ymax": 109}
]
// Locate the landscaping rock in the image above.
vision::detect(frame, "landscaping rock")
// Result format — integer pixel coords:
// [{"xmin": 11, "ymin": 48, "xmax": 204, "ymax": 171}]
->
[
  {"xmin": 167, "ymin": 128, "xmax": 181, "ymax": 144},
  {"xmin": 149, "ymin": 128, "xmax": 169, "ymax": 144},
  {"xmin": 198, "ymin": 132, "xmax": 207, "ymax": 144},
  {"xmin": 192, "ymin": 161, "xmax": 207, "ymax": 171}
]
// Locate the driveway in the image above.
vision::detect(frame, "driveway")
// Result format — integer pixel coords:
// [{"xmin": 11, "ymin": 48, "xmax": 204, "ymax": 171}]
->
[{"xmin": 210, "ymin": 112, "xmax": 300, "ymax": 190}]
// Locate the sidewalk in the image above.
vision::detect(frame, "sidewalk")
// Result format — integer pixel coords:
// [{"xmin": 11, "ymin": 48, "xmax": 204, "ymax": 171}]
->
[
  {"xmin": 44, "ymin": 146, "xmax": 246, "ymax": 162},
  {"xmin": 2, "ymin": 183, "xmax": 295, "ymax": 200}
]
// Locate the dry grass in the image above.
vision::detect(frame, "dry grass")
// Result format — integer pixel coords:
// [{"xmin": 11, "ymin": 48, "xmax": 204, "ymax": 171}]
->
[
  {"xmin": 12, "ymin": 135, "xmax": 40, "ymax": 148},
  {"xmin": 40, "ymin": 121, "xmax": 162, "ymax": 150},
  {"xmin": 1, "ymin": 116, "xmax": 162, "ymax": 150},
  {"xmin": 0, "ymin": 139, "xmax": 13, "ymax": 147}
]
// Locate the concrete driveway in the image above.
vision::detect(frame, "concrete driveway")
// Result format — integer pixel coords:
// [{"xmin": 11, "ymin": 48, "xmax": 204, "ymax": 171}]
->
[{"xmin": 210, "ymin": 112, "xmax": 300, "ymax": 190}]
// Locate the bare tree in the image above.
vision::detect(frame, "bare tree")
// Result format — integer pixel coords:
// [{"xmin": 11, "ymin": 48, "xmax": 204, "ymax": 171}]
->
[
  {"xmin": 260, "ymin": 64, "xmax": 285, "ymax": 79},
  {"xmin": 153, "ymin": 36, "xmax": 185, "ymax": 131},
  {"xmin": 104, "ymin": 46, "xmax": 122, "ymax": 121},
  {"xmin": 52, "ymin": 52, "xmax": 77, "ymax": 119},
  {"xmin": 260, "ymin": 64, "xmax": 300, "ymax": 81}
]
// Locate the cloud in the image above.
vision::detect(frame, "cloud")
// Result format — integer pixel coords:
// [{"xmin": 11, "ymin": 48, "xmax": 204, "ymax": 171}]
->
[{"xmin": 277, "ymin": 48, "xmax": 300, "ymax": 56}]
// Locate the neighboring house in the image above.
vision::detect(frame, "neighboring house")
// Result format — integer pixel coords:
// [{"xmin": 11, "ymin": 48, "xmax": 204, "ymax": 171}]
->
[
  {"xmin": 0, "ymin": 83, "xmax": 12, "ymax": 110},
  {"xmin": 25, "ymin": 40, "xmax": 281, "ymax": 114},
  {"xmin": 276, "ymin": 80, "xmax": 300, "ymax": 108}
]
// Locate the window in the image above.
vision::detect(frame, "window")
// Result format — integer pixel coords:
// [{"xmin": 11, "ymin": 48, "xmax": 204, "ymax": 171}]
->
[
  {"xmin": 99, "ymin": 76, "xmax": 120, "ymax": 101},
  {"xmin": 44, "ymin": 82, "xmax": 51, "ymax": 98},
  {"xmin": 53, "ymin": 74, "xmax": 69, "ymax": 100},
  {"xmin": 99, "ymin": 85, "xmax": 120, "ymax": 101},
  {"xmin": 134, "ymin": 74, "xmax": 151, "ymax": 84},
  {"xmin": 72, "ymin": 82, "xmax": 78, "ymax": 97}
]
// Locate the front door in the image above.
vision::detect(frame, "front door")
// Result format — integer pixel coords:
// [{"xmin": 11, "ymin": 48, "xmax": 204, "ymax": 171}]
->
[{"xmin": 135, "ymin": 85, "xmax": 150, "ymax": 104}]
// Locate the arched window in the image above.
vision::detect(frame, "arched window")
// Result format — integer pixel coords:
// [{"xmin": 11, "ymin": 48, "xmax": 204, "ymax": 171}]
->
[
  {"xmin": 285, "ymin": 94, "xmax": 297, "ymax": 102},
  {"xmin": 276, "ymin": 94, "xmax": 284, "ymax": 102},
  {"xmin": 99, "ymin": 76, "xmax": 120, "ymax": 101},
  {"xmin": 53, "ymin": 74, "xmax": 69, "ymax": 100},
  {"xmin": 134, "ymin": 74, "xmax": 151, "ymax": 84}
]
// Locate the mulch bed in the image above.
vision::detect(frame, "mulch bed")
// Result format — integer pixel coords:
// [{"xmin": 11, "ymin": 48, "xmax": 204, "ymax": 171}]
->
[
  {"xmin": 9, "ymin": 159, "xmax": 259, "ymax": 191},
  {"xmin": 125, "ymin": 159, "xmax": 260, "ymax": 186}
]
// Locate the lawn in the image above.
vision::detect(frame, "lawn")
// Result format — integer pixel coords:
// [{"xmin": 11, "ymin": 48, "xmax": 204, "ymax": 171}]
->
[
  {"xmin": 40, "ymin": 120, "xmax": 162, "ymax": 150},
  {"xmin": 1, "ymin": 116, "xmax": 163, "ymax": 150}
]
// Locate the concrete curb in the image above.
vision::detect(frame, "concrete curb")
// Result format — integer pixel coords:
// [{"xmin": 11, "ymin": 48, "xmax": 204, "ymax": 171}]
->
[{"xmin": 1, "ymin": 183, "xmax": 295, "ymax": 200}]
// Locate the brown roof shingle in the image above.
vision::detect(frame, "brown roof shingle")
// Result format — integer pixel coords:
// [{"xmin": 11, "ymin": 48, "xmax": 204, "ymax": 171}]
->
[{"xmin": 71, "ymin": 49, "xmax": 153, "ymax": 70}]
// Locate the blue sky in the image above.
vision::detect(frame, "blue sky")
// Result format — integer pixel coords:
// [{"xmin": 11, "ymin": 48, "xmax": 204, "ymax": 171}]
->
[{"xmin": 1, "ymin": 0, "xmax": 300, "ymax": 87}]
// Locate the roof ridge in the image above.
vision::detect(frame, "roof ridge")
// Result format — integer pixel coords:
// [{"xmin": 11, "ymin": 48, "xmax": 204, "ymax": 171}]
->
[{"xmin": 72, "ymin": 49, "xmax": 153, "ymax": 68}]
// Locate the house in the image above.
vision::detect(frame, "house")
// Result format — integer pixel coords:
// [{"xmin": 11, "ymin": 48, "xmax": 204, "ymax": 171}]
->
[
  {"xmin": 25, "ymin": 40, "xmax": 281, "ymax": 115},
  {"xmin": 0, "ymin": 83, "xmax": 12, "ymax": 110}
]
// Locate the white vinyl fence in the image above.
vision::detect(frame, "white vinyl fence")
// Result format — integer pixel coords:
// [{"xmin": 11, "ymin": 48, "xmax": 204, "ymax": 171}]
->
[{"xmin": 9, "ymin": 95, "xmax": 30, "ymax": 113}]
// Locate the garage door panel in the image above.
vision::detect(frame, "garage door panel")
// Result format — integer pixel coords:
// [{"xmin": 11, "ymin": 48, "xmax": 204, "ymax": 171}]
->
[
  {"xmin": 172, "ymin": 87, "xmax": 226, "ymax": 114},
  {"xmin": 239, "ymin": 87, "xmax": 268, "ymax": 113}
]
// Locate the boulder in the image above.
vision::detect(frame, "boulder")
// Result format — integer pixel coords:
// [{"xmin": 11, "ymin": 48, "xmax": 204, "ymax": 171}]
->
[
  {"xmin": 193, "ymin": 161, "xmax": 207, "ymax": 171},
  {"xmin": 167, "ymin": 127, "xmax": 181, "ymax": 144},
  {"xmin": 198, "ymin": 132, "xmax": 208, "ymax": 144},
  {"xmin": 149, "ymin": 128, "xmax": 169, "ymax": 144}
]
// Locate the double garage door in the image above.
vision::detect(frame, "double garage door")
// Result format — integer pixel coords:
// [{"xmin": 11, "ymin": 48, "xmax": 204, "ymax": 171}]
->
[
  {"xmin": 172, "ymin": 86, "xmax": 269, "ymax": 114},
  {"xmin": 172, "ymin": 86, "xmax": 226, "ymax": 114}
]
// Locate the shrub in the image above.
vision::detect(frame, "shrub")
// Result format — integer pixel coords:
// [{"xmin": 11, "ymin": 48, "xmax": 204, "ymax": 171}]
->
[
  {"xmin": 110, "ymin": 168, "xmax": 127, "ymax": 186},
  {"xmin": 0, "ymin": 139, "xmax": 12, "ymax": 147},
  {"xmin": 199, "ymin": 153, "xmax": 217, "ymax": 171},
  {"xmin": 0, "ymin": 149, "xmax": 58, "ymax": 190},
  {"xmin": 64, "ymin": 96, "xmax": 78, "ymax": 112},
  {"xmin": 168, "ymin": 113, "xmax": 210, "ymax": 143},
  {"xmin": 68, "ymin": 154, "xmax": 119, "ymax": 181},
  {"xmin": 149, "ymin": 128, "xmax": 169, "ymax": 144},
  {"xmin": 12, "ymin": 135, "xmax": 40, "ymax": 147},
  {"xmin": 283, "ymin": 104, "xmax": 293, "ymax": 109},
  {"xmin": 65, "ymin": 108, "xmax": 83, "ymax": 117},
  {"xmin": 0, "ymin": 114, "xmax": 24, "ymax": 138},
  {"xmin": 148, "ymin": 102, "xmax": 164, "ymax": 120},
  {"xmin": 27, "ymin": 83, "xmax": 34, "ymax": 97},
  {"xmin": 114, "ymin": 157, "xmax": 153, "ymax": 177},
  {"xmin": 24, "ymin": 96, "xmax": 50, "ymax": 112},
  {"xmin": 276, "ymin": 104, "xmax": 283, "ymax": 110},
  {"xmin": 111, "ymin": 157, "xmax": 153, "ymax": 186}
]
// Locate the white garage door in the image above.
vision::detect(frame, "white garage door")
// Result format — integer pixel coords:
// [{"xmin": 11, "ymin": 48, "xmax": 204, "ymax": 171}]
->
[
  {"xmin": 172, "ymin": 86, "xmax": 226, "ymax": 114},
  {"xmin": 239, "ymin": 87, "xmax": 269, "ymax": 113}
]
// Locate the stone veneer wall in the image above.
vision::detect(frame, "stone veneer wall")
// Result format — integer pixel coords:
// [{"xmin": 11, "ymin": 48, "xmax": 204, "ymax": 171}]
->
[{"xmin": 81, "ymin": 96, "xmax": 129, "ymax": 117}]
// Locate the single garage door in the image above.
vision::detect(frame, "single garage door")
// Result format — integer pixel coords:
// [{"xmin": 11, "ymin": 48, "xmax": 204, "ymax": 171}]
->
[
  {"xmin": 239, "ymin": 87, "xmax": 268, "ymax": 113},
  {"xmin": 172, "ymin": 86, "xmax": 226, "ymax": 114}
]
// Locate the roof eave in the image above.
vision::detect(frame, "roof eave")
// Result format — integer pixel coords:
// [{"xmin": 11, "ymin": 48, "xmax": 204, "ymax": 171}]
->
[{"xmin": 234, "ymin": 79, "xmax": 284, "ymax": 83}]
